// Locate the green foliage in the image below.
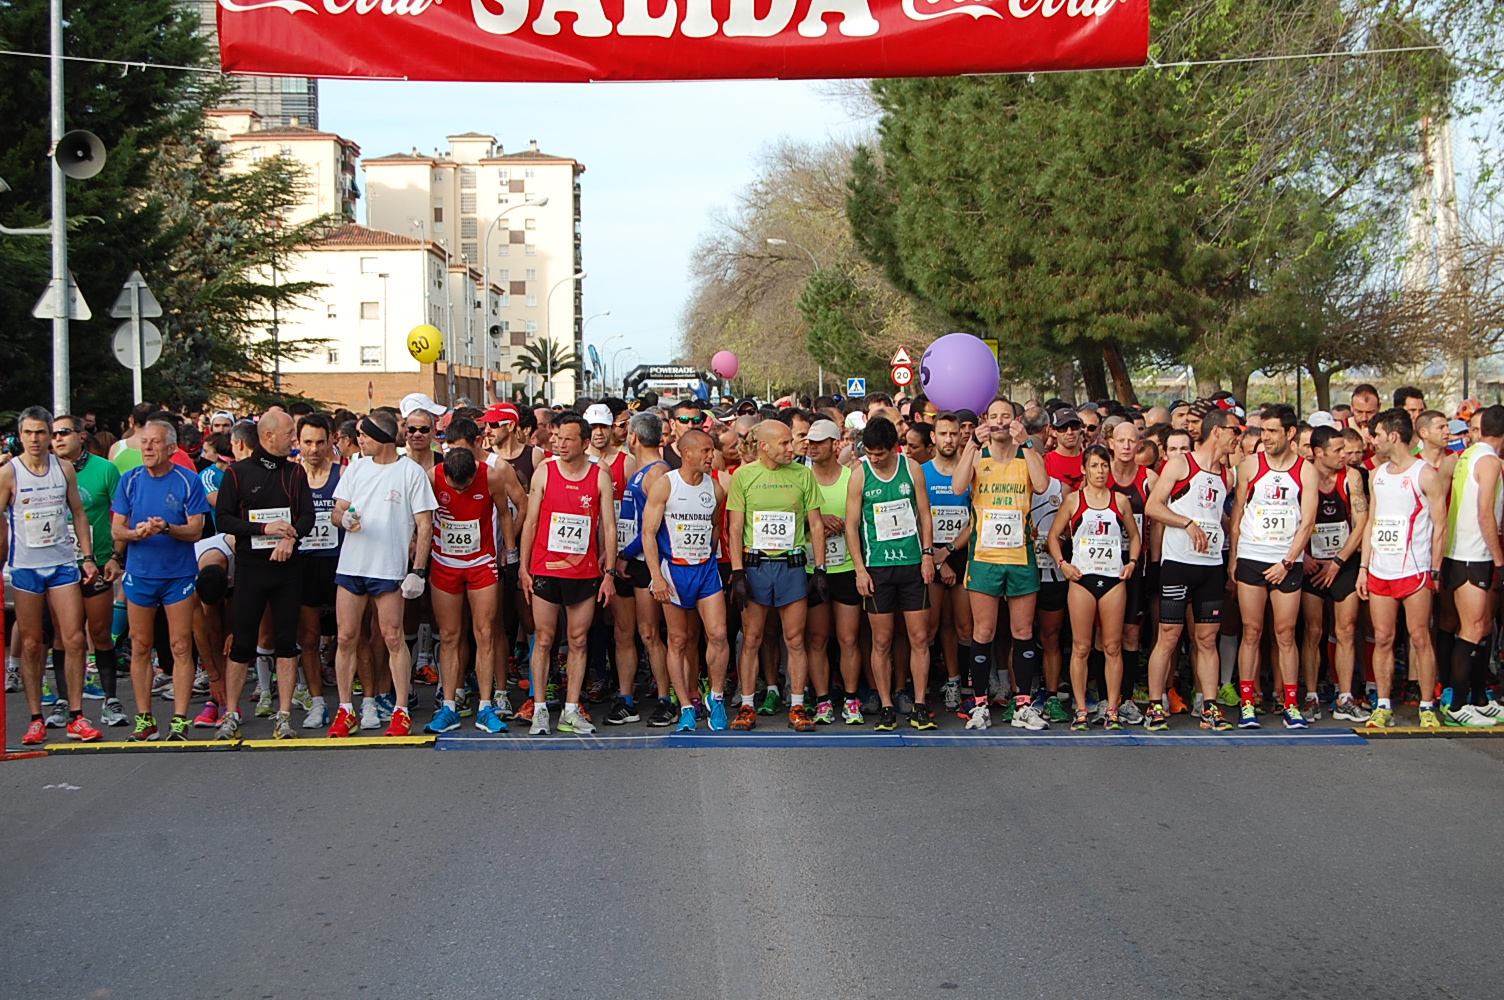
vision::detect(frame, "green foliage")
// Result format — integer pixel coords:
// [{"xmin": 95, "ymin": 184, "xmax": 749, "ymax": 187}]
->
[
  {"xmin": 796, "ymin": 269, "xmax": 891, "ymax": 386},
  {"xmin": 512, "ymin": 338, "xmax": 582, "ymax": 378}
]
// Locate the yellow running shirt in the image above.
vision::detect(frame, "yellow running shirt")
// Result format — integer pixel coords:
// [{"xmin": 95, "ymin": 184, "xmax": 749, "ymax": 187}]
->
[{"xmin": 970, "ymin": 448, "xmax": 1034, "ymax": 566}]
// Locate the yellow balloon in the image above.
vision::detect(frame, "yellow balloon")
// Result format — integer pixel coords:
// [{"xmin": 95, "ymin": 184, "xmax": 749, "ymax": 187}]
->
[{"xmin": 407, "ymin": 324, "xmax": 443, "ymax": 365}]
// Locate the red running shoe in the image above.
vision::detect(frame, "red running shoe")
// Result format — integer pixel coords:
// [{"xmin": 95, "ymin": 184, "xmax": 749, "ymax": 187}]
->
[
  {"xmin": 385, "ymin": 707, "xmax": 412, "ymax": 736},
  {"xmin": 515, "ymin": 697, "xmax": 535, "ymax": 722},
  {"xmin": 192, "ymin": 701, "xmax": 222, "ymax": 728},
  {"xmin": 65, "ymin": 715, "xmax": 102, "ymax": 742},
  {"xmin": 327, "ymin": 706, "xmax": 357, "ymax": 738},
  {"xmin": 21, "ymin": 718, "xmax": 46, "ymax": 745}
]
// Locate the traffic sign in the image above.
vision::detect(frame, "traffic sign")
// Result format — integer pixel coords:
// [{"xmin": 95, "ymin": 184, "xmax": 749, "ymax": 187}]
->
[
  {"xmin": 891, "ymin": 364, "xmax": 913, "ymax": 388},
  {"xmin": 112, "ymin": 320, "xmax": 162, "ymax": 369},
  {"xmin": 891, "ymin": 346, "xmax": 912, "ymax": 367},
  {"xmin": 846, "ymin": 377, "xmax": 866, "ymax": 396},
  {"xmin": 109, "ymin": 271, "xmax": 162, "ymax": 319},
  {"xmin": 31, "ymin": 271, "xmax": 91, "ymax": 320}
]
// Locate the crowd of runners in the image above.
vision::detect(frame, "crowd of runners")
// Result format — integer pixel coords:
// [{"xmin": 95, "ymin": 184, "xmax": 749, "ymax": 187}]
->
[{"xmin": 7, "ymin": 380, "xmax": 1504, "ymax": 744}]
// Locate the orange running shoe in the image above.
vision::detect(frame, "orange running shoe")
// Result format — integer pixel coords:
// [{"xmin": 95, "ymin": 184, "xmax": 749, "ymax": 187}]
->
[
  {"xmin": 788, "ymin": 705, "xmax": 816, "ymax": 732},
  {"xmin": 385, "ymin": 707, "xmax": 412, "ymax": 736},
  {"xmin": 326, "ymin": 706, "xmax": 358, "ymax": 738},
  {"xmin": 1167, "ymin": 689, "xmax": 1189, "ymax": 714},
  {"xmin": 414, "ymin": 664, "xmax": 439, "ymax": 686},
  {"xmin": 730, "ymin": 704, "xmax": 757, "ymax": 730},
  {"xmin": 515, "ymin": 697, "xmax": 536, "ymax": 722}
]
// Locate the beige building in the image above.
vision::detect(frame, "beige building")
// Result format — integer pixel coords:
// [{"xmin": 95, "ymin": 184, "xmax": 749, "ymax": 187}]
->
[
  {"xmin": 364, "ymin": 134, "xmax": 585, "ymax": 404},
  {"xmin": 206, "ymin": 108, "xmax": 360, "ymax": 226}
]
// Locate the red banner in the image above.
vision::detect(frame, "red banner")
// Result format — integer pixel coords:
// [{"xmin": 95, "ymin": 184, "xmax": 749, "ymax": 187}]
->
[{"xmin": 217, "ymin": 0, "xmax": 1147, "ymax": 82}]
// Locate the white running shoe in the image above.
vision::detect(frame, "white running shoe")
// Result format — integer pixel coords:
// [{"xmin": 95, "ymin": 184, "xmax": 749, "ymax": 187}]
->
[
  {"xmin": 45, "ymin": 703, "xmax": 69, "ymax": 728},
  {"xmin": 493, "ymin": 690, "xmax": 514, "ymax": 719},
  {"xmin": 1445, "ymin": 704, "xmax": 1498, "ymax": 728},
  {"xmin": 1332, "ymin": 698, "xmax": 1372, "ymax": 723},
  {"xmin": 302, "ymin": 699, "xmax": 330, "ymax": 729},
  {"xmin": 359, "ymin": 699, "xmax": 382, "ymax": 730},
  {"xmin": 1117, "ymin": 699, "xmax": 1145, "ymax": 726},
  {"xmin": 1011, "ymin": 703, "xmax": 1049, "ymax": 731},
  {"xmin": 559, "ymin": 708, "xmax": 596, "ymax": 735},
  {"xmin": 965, "ymin": 702, "xmax": 991, "ymax": 730},
  {"xmin": 530, "ymin": 704, "xmax": 551, "ymax": 736},
  {"xmin": 291, "ymin": 684, "xmax": 313, "ymax": 712},
  {"xmin": 192, "ymin": 668, "xmax": 210, "ymax": 696},
  {"xmin": 1477, "ymin": 700, "xmax": 1504, "ymax": 720},
  {"xmin": 4, "ymin": 663, "xmax": 19, "ymax": 692},
  {"xmin": 101, "ymin": 698, "xmax": 129, "ymax": 727}
]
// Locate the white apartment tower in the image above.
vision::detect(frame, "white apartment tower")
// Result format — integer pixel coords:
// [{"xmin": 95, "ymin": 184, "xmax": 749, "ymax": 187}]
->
[{"xmin": 364, "ymin": 134, "xmax": 585, "ymax": 404}]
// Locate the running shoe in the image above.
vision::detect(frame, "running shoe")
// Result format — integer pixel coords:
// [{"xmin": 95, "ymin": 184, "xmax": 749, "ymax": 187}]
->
[
  {"xmin": 424, "ymin": 705, "xmax": 461, "ymax": 734},
  {"xmin": 1443, "ymin": 704, "xmax": 1497, "ymax": 727},
  {"xmin": 1365, "ymin": 706, "xmax": 1395, "ymax": 729},
  {"xmin": 272, "ymin": 713, "xmax": 297, "ymax": 740},
  {"xmin": 1103, "ymin": 709, "xmax": 1124, "ymax": 731},
  {"xmin": 164, "ymin": 715, "xmax": 190, "ymax": 742},
  {"xmin": 788, "ymin": 705, "xmax": 816, "ymax": 732},
  {"xmin": 1070, "ymin": 709, "xmax": 1089, "ymax": 731},
  {"xmin": 895, "ymin": 689, "xmax": 916, "ymax": 716},
  {"xmin": 327, "ymin": 707, "xmax": 357, "ymax": 738},
  {"xmin": 414, "ymin": 663, "xmax": 439, "ymax": 686},
  {"xmin": 65, "ymin": 714, "xmax": 102, "ymax": 742},
  {"xmin": 585, "ymin": 677, "xmax": 611, "ymax": 704},
  {"xmin": 374, "ymin": 692, "xmax": 396, "ymax": 722},
  {"xmin": 82, "ymin": 680, "xmax": 106, "ymax": 701},
  {"xmin": 1131, "ymin": 686, "xmax": 1151, "ymax": 704},
  {"xmin": 1117, "ymin": 700, "xmax": 1145, "ymax": 726},
  {"xmin": 359, "ymin": 700, "xmax": 382, "ymax": 730},
  {"xmin": 21, "ymin": 718, "xmax": 47, "ymax": 745},
  {"xmin": 1043, "ymin": 695, "xmax": 1070, "ymax": 724},
  {"xmin": 964, "ymin": 701, "xmax": 991, "ymax": 730},
  {"xmin": 1302, "ymin": 697, "xmax": 1323, "ymax": 723},
  {"xmin": 128, "ymin": 714, "xmax": 158, "ymax": 742},
  {"xmin": 941, "ymin": 678, "xmax": 961, "ymax": 712},
  {"xmin": 1216, "ymin": 683, "xmax": 1240, "ymax": 708},
  {"xmin": 302, "ymin": 701, "xmax": 330, "ymax": 729},
  {"xmin": 704, "ymin": 697, "xmax": 727, "ymax": 731},
  {"xmin": 1477, "ymin": 700, "xmax": 1504, "ymax": 720},
  {"xmin": 860, "ymin": 690, "xmax": 881, "ymax": 716},
  {"xmin": 648, "ymin": 699, "xmax": 678, "ymax": 727},
  {"xmin": 1144, "ymin": 703, "xmax": 1170, "ymax": 731},
  {"xmin": 1168, "ymin": 689, "xmax": 1190, "ymax": 714},
  {"xmin": 475, "ymin": 705, "xmax": 508, "ymax": 733},
  {"xmin": 544, "ymin": 680, "xmax": 562, "ymax": 709},
  {"xmin": 605, "ymin": 696, "xmax": 640, "ymax": 726},
  {"xmin": 40, "ymin": 678, "xmax": 57, "ymax": 706},
  {"xmin": 1332, "ymin": 698, "xmax": 1372, "ymax": 723},
  {"xmin": 873, "ymin": 706, "xmax": 899, "ymax": 732},
  {"xmin": 291, "ymin": 684, "xmax": 313, "ymax": 712},
  {"xmin": 675, "ymin": 706, "xmax": 697, "ymax": 732},
  {"xmin": 254, "ymin": 690, "xmax": 274, "ymax": 718},
  {"xmin": 214, "ymin": 712, "xmax": 241, "ymax": 742},
  {"xmin": 842, "ymin": 698, "xmax": 865, "ymax": 726},
  {"xmin": 493, "ymin": 691, "xmax": 514, "ymax": 719},
  {"xmin": 813, "ymin": 700, "xmax": 835, "ymax": 725},
  {"xmin": 730, "ymin": 704, "xmax": 757, "ymax": 730},
  {"xmin": 1011, "ymin": 702, "xmax": 1048, "ymax": 731},
  {"xmin": 385, "ymin": 707, "xmax": 413, "ymax": 737},
  {"xmin": 1191, "ymin": 692, "xmax": 1204, "ymax": 718},
  {"xmin": 192, "ymin": 668, "xmax": 211, "ymax": 697},
  {"xmin": 1282, "ymin": 706, "xmax": 1309, "ymax": 729},
  {"xmin": 529, "ymin": 704, "xmax": 552, "ymax": 735},
  {"xmin": 758, "ymin": 689, "xmax": 782, "ymax": 716},
  {"xmin": 515, "ymin": 697, "xmax": 536, "ymax": 722},
  {"xmin": 455, "ymin": 687, "xmax": 475, "ymax": 718},
  {"xmin": 910, "ymin": 703, "xmax": 937, "ymax": 731},
  {"xmin": 559, "ymin": 707, "xmax": 596, "ymax": 735},
  {"xmin": 101, "ymin": 698, "xmax": 128, "ymax": 727},
  {"xmin": 150, "ymin": 671, "xmax": 172, "ymax": 699},
  {"xmin": 1200, "ymin": 704, "xmax": 1233, "ymax": 731},
  {"xmin": 4, "ymin": 663, "xmax": 19, "ymax": 692},
  {"xmin": 1237, "ymin": 703, "xmax": 1261, "ymax": 729},
  {"xmin": 45, "ymin": 703, "xmax": 69, "ymax": 728},
  {"xmin": 1089, "ymin": 699, "xmax": 1109, "ymax": 724},
  {"xmin": 193, "ymin": 701, "xmax": 222, "ymax": 728}
]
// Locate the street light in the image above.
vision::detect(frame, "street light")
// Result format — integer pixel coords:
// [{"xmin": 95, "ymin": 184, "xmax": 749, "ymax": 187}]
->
[
  {"xmin": 481, "ymin": 196, "xmax": 548, "ymax": 404},
  {"xmin": 598, "ymin": 331, "xmax": 625, "ymax": 384},
  {"xmin": 767, "ymin": 237, "xmax": 824, "ymax": 393},
  {"xmin": 611, "ymin": 346, "xmax": 638, "ymax": 390},
  {"xmin": 545, "ymin": 269, "xmax": 586, "ymax": 404},
  {"xmin": 583, "ymin": 311, "xmax": 611, "ymax": 385}
]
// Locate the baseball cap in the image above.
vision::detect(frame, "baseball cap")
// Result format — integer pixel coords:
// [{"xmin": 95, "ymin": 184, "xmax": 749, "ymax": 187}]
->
[
  {"xmin": 1052, "ymin": 407, "xmax": 1083, "ymax": 429},
  {"xmin": 210, "ymin": 410, "xmax": 234, "ymax": 424},
  {"xmin": 806, "ymin": 419, "xmax": 842, "ymax": 443},
  {"xmin": 583, "ymin": 403, "xmax": 613, "ymax": 426},
  {"xmin": 844, "ymin": 411, "xmax": 867, "ymax": 432},
  {"xmin": 399, "ymin": 392, "xmax": 447, "ymax": 419},
  {"xmin": 1449, "ymin": 418, "xmax": 1469, "ymax": 435},
  {"xmin": 1307, "ymin": 411, "xmax": 1338, "ymax": 429},
  {"xmin": 955, "ymin": 409, "xmax": 979, "ymax": 426},
  {"xmin": 735, "ymin": 397, "xmax": 758, "ymax": 415},
  {"xmin": 482, "ymin": 402, "xmax": 519, "ymax": 425}
]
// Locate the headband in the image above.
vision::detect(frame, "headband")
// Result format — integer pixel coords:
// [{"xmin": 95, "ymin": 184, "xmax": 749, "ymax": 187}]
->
[{"xmin": 359, "ymin": 416, "xmax": 395, "ymax": 444}]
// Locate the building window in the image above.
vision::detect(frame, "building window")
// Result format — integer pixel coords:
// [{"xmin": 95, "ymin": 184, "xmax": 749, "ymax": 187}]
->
[
  {"xmin": 511, "ymin": 330, "xmax": 526, "ymax": 347},
  {"xmin": 525, "ymin": 168, "xmax": 535, "ymax": 178},
  {"xmin": 525, "ymin": 244, "xmax": 536, "ymax": 256},
  {"xmin": 525, "ymin": 218, "xmax": 536, "ymax": 230},
  {"xmin": 525, "ymin": 269, "xmax": 537, "ymax": 281},
  {"xmin": 459, "ymin": 167, "xmax": 476, "ymax": 190},
  {"xmin": 280, "ymin": 144, "xmax": 293, "ymax": 157},
  {"xmin": 326, "ymin": 304, "xmax": 337, "ymax": 319},
  {"xmin": 525, "ymin": 294, "xmax": 537, "ymax": 307},
  {"xmin": 497, "ymin": 269, "xmax": 509, "ymax": 281},
  {"xmin": 360, "ymin": 256, "xmax": 379, "ymax": 273},
  {"xmin": 326, "ymin": 347, "xmax": 339, "ymax": 365},
  {"xmin": 460, "ymin": 192, "xmax": 477, "ymax": 214},
  {"xmin": 497, "ymin": 168, "xmax": 510, "ymax": 182},
  {"xmin": 525, "ymin": 320, "xmax": 537, "ymax": 334},
  {"xmin": 281, "ymin": 77, "xmax": 307, "ymax": 93},
  {"xmin": 460, "ymin": 218, "xmax": 477, "ymax": 239},
  {"xmin": 461, "ymin": 241, "xmax": 477, "ymax": 261},
  {"xmin": 498, "ymin": 294, "xmax": 510, "ymax": 307},
  {"xmin": 249, "ymin": 146, "xmax": 265, "ymax": 162},
  {"xmin": 360, "ymin": 301, "xmax": 380, "ymax": 320},
  {"xmin": 360, "ymin": 346, "xmax": 381, "ymax": 366}
]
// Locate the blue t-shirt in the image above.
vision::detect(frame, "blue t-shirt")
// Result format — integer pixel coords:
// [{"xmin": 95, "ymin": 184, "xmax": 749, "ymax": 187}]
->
[
  {"xmin": 619, "ymin": 460, "xmax": 666, "ymax": 560},
  {"xmin": 923, "ymin": 458, "xmax": 972, "ymax": 550},
  {"xmin": 112, "ymin": 464, "xmax": 212, "ymax": 579}
]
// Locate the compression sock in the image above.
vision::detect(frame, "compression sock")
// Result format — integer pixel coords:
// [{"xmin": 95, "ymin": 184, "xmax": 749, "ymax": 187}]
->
[
  {"xmin": 1449, "ymin": 638, "xmax": 1476, "ymax": 710},
  {"xmin": 954, "ymin": 642, "xmax": 971, "ymax": 682},
  {"xmin": 1468, "ymin": 640, "xmax": 1491, "ymax": 706},
  {"xmin": 111, "ymin": 601, "xmax": 128, "ymax": 644},
  {"xmin": 50, "ymin": 649, "xmax": 68, "ymax": 703},
  {"xmin": 255, "ymin": 648, "xmax": 273, "ymax": 694},
  {"xmin": 1238, "ymin": 679, "xmax": 1257, "ymax": 707},
  {"xmin": 95, "ymin": 647, "xmax": 119, "ymax": 700},
  {"xmin": 1012, "ymin": 639, "xmax": 1040, "ymax": 702},
  {"xmin": 1282, "ymin": 684, "xmax": 1298, "ymax": 712},
  {"xmin": 1122, "ymin": 647, "xmax": 1143, "ymax": 694},
  {"xmin": 1436, "ymin": 630, "xmax": 1457, "ymax": 690},
  {"xmin": 970, "ymin": 640, "xmax": 995, "ymax": 703}
]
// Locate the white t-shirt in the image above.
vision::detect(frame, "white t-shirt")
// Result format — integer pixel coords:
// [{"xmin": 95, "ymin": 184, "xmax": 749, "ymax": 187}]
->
[{"xmin": 332, "ymin": 456, "xmax": 438, "ymax": 581}]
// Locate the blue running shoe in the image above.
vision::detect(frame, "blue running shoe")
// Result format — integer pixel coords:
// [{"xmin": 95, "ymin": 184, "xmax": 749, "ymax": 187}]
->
[
  {"xmin": 374, "ymin": 692, "xmax": 396, "ymax": 723},
  {"xmin": 1237, "ymin": 703, "xmax": 1261, "ymax": 729},
  {"xmin": 41, "ymin": 680, "xmax": 57, "ymax": 706},
  {"xmin": 475, "ymin": 705, "xmax": 508, "ymax": 733},
  {"xmin": 707, "ymin": 697, "xmax": 728, "ymax": 731},
  {"xmin": 423, "ymin": 705, "xmax": 461, "ymax": 734},
  {"xmin": 82, "ymin": 681, "xmax": 106, "ymax": 700},
  {"xmin": 675, "ymin": 706, "xmax": 697, "ymax": 732}
]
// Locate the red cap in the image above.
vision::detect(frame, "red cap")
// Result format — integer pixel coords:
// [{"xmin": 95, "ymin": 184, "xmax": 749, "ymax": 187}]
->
[{"xmin": 482, "ymin": 402, "xmax": 520, "ymax": 425}]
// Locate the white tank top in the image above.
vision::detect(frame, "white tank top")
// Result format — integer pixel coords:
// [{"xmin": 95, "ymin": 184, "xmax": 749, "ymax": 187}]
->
[
  {"xmin": 1369, "ymin": 459, "xmax": 1431, "ymax": 580},
  {"xmin": 1446, "ymin": 442, "xmax": 1500, "ymax": 563},
  {"xmin": 1237, "ymin": 453, "xmax": 1305, "ymax": 564},
  {"xmin": 659, "ymin": 470, "xmax": 716, "ymax": 566},
  {"xmin": 7, "ymin": 454, "xmax": 74, "ymax": 570},
  {"xmin": 1161, "ymin": 455, "xmax": 1228, "ymax": 567},
  {"xmin": 1069, "ymin": 492, "xmax": 1125, "ymax": 578},
  {"xmin": 1031, "ymin": 477, "xmax": 1065, "ymax": 583}
]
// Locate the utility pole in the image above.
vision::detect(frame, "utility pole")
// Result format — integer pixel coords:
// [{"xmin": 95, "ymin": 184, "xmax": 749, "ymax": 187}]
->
[{"xmin": 48, "ymin": 0, "xmax": 68, "ymax": 413}]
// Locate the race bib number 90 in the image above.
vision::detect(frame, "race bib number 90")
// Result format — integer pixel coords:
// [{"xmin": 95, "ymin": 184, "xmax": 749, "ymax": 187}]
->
[{"xmin": 979, "ymin": 508, "xmax": 1025, "ymax": 550}]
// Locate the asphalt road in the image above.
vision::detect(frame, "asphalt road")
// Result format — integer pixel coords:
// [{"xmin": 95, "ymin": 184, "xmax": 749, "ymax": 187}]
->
[{"xmin": 3, "ymin": 738, "xmax": 1502, "ymax": 1000}]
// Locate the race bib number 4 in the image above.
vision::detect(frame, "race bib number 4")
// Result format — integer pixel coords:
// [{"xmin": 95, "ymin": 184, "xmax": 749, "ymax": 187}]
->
[
  {"xmin": 22, "ymin": 504, "xmax": 65, "ymax": 548},
  {"xmin": 440, "ymin": 517, "xmax": 481, "ymax": 557},
  {"xmin": 548, "ymin": 512, "xmax": 591, "ymax": 555},
  {"xmin": 1372, "ymin": 516, "xmax": 1406, "ymax": 556},
  {"xmin": 931, "ymin": 506, "xmax": 967, "ymax": 546},
  {"xmin": 1310, "ymin": 521, "xmax": 1349, "ymax": 559},
  {"xmin": 300, "ymin": 511, "xmax": 337, "ymax": 551},
  {"xmin": 873, "ymin": 499, "xmax": 917, "ymax": 542},
  {"xmin": 250, "ymin": 507, "xmax": 291, "ymax": 550},
  {"xmin": 979, "ymin": 508, "xmax": 1025, "ymax": 550},
  {"xmin": 751, "ymin": 510, "xmax": 796, "ymax": 551}
]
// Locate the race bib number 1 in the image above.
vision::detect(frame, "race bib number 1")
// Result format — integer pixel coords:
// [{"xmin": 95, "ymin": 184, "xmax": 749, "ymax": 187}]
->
[{"xmin": 873, "ymin": 499, "xmax": 917, "ymax": 542}]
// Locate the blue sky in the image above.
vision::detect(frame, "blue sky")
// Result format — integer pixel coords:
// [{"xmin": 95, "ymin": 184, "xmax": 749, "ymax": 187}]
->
[{"xmin": 321, "ymin": 79, "xmax": 869, "ymax": 368}]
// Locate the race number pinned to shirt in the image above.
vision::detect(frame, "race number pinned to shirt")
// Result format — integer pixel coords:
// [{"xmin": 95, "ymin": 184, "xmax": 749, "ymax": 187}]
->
[
  {"xmin": 440, "ymin": 517, "xmax": 482, "ymax": 557},
  {"xmin": 300, "ymin": 511, "xmax": 337, "ymax": 551},
  {"xmin": 1249, "ymin": 504, "xmax": 1296, "ymax": 545},
  {"xmin": 1310, "ymin": 521, "xmax": 1349, "ymax": 559},
  {"xmin": 1195, "ymin": 519, "xmax": 1224, "ymax": 554},
  {"xmin": 751, "ymin": 510, "xmax": 796, "ymax": 552},
  {"xmin": 930, "ymin": 506, "xmax": 968, "ymax": 546},
  {"xmin": 979, "ymin": 508, "xmax": 1024, "ymax": 550},
  {"xmin": 873, "ymin": 499, "xmax": 918, "ymax": 542},
  {"xmin": 825, "ymin": 532, "xmax": 848, "ymax": 567},
  {"xmin": 1076, "ymin": 538, "xmax": 1122, "ymax": 577},
  {"xmin": 669, "ymin": 519, "xmax": 713, "ymax": 562},
  {"xmin": 22, "ymin": 504, "xmax": 66, "ymax": 548},
  {"xmin": 250, "ymin": 507, "xmax": 291, "ymax": 550},
  {"xmin": 548, "ymin": 512, "xmax": 591, "ymax": 555},
  {"xmin": 616, "ymin": 513, "xmax": 637, "ymax": 552},
  {"xmin": 1372, "ymin": 516, "xmax": 1406, "ymax": 556}
]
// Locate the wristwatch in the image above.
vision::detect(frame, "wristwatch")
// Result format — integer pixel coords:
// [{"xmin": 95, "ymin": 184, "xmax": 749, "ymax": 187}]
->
[{"xmin": 922, "ymin": 547, "xmax": 935, "ymax": 556}]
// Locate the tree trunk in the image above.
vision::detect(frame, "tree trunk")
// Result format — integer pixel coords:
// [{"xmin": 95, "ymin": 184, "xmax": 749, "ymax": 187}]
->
[
  {"xmin": 1192, "ymin": 365, "xmax": 1222, "ymax": 398},
  {"xmin": 1312, "ymin": 368, "xmax": 1332, "ymax": 411},
  {"xmin": 1054, "ymin": 360, "xmax": 1077, "ymax": 404},
  {"xmin": 1101, "ymin": 341, "xmax": 1139, "ymax": 405},
  {"xmin": 1231, "ymin": 369, "xmax": 1250, "ymax": 409},
  {"xmin": 1078, "ymin": 354, "xmax": 1109, "ymax": 403}
]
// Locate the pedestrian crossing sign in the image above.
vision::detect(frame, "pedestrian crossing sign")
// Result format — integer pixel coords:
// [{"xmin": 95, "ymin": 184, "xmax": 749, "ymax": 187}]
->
[{"xmin": 847, "ymin": 378, "xmax": 866, "ymax": 396}]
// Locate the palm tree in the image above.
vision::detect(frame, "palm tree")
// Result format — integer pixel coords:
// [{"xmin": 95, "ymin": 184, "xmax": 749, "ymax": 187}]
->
[{"xmin": 512, "ymin": 337, "xmax": 582, "ymax": 380}]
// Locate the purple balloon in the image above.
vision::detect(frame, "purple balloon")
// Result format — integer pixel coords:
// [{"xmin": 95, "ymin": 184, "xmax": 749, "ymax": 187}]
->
[{"xmin": 920, "ymin": 333, "xmax": 1000, "ymax": 415}]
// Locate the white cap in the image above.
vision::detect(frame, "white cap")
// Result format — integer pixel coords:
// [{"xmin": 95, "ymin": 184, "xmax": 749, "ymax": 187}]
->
[
  {"xmin": 583, "ymin": 403, "xmax": 613, "ymax": 426},
  {"xmin": 399, "ymin": 392, "xmax": 447, "ymax": 418},
  {"xmin": 1307, "ymin": 410, "xmax": 1337, "ymax": 429}
]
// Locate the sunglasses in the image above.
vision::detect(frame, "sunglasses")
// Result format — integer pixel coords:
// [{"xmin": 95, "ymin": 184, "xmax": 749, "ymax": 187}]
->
[
  {"xmin": 675, "ymin": 416, "xmax": 699, "ymax": 424},
  {"xmin": 406, "ymin": 425, "xmax": 433, "ymax": 434},
  {"xmin": 51, "ymin": 429, "xmax": 75, "ymax": 438}
]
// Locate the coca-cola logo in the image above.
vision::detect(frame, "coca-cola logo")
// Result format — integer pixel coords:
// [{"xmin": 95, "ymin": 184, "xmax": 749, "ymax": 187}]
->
[{"xmin": 902, "ymin": 0, "xmax": 1126, "ymax": 21}]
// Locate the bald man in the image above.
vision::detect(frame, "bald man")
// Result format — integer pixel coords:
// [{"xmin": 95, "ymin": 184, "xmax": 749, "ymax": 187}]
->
[{"xmin": 212, "ymin": 410, "xmax": 316, "ymax": 740}]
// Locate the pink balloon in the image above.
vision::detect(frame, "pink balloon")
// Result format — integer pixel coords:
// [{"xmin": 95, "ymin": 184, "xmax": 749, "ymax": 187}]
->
[{"xmin": 711, "ymin": 350, "xmax": 739, "ymax": 379}]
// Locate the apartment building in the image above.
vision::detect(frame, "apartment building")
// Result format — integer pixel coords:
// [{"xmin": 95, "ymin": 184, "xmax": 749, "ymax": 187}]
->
[
  {"xmin": 194, "ymin": 2, "xmax": 317, "ymax": 127},
  {"xmin": 206, "ymin": 108, "xmax": 360, "ymax": 225}
]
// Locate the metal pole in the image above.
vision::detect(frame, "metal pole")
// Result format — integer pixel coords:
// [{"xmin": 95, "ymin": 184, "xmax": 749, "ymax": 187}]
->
[
  {"xmin": 49, "ymin": 0, "xmax": 68, "ymax": 414},
  {"xmin": 130, "ymin": 278, "xmax": 143, "ymax": 405}
]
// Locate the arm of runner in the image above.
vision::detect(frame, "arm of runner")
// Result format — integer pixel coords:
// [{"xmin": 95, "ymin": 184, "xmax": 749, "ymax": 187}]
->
[
  {"xmin": 1045, "ymin": 489, "xmax": 1078, "ymax": 581},
  {"xmin": 1120, "ymin": 491, "xmax": 1142, "ymax": 573},
  {"xmin": 517, "ymin": 464, "xmax": 548, "ymax": 601},
  {"xmin": 1343, "ymin": 469, "xmax": 1369, "ymax": 562},
  {"xmin": 59, "ymin": 461, "xmax": 97, "ymax": 583},
  {"xmin": 1228, "ymin": 455, "xmax": 1251, "ymax": 566},
  {"xmin": 951, "ymin": 430, "xmax": 980, "ymax": 495},
  {"xmin": 641, "ymin": 473, "xmax": 672, "ymax": 603},
  {"xmin": 1473, "ymin": 453, "xmax": 1504, "ymax": 568},
  {"xmin": 1016, "ymin": 421, "xmax": 1049, "ymax": 494},
  {"xmin": 598, "ymin": 465, "xmax": 619, "ymax": 570},
  {"xmin": 488, "ymin": 463, "xmax": 518, "ymax": 553},
  {"xmin": 1286, "ymin": 459, "xmax": 1320, "ymax": 565},
  {"xmin": 911, "ymin": 458, "xmax": 934, "ymax": 585},
  {"xmin": 1422, "ymin": 464, "xmax": 1448, "ymax": 576},
  {"xmin": 1356, "ymin": 495, "xmax": 1374, "ymax": 601},
  {"xmin": 845, "ymin": 459, "xmax": 871, "ymax": 596}
]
